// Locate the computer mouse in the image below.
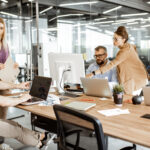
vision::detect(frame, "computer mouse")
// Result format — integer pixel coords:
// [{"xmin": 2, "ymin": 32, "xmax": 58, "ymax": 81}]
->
[{"xmin": 132, "ymin": 96, "xmax": 142, "ymax": 105}]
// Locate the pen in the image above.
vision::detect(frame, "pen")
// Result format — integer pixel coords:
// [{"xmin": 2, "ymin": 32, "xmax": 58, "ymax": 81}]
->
[{"xmin": 80, "ymin": 99, "xmax": 95, "ymax": 102}]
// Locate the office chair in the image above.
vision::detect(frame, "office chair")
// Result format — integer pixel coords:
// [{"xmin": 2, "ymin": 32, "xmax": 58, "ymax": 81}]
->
[
  {"xmin": 53, "ymin": 104, "xmax": 107, "ymax": 150},
  {"xmin": 120, "ymin": 144, "xmax": 136, "ymax": 150},
  {"xmin": 0, "ymin": 137, "xmax": 4, "ymax": 144}
]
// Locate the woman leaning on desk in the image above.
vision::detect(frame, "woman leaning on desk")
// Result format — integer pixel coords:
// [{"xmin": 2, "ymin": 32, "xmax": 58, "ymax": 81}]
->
[
  {"xmin": 86, "ymin": 26, "xmax": 148, "ymax": 95},
  {"xmin": 0, "ymin": 18, "xmax": 18, "ymax": 119}
]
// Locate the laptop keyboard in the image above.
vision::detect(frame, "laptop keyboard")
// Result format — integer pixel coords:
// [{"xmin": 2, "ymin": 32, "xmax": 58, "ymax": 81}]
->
[{"xmin": 27, "ymin": 97, "xmax": 43, "ymax": 103}]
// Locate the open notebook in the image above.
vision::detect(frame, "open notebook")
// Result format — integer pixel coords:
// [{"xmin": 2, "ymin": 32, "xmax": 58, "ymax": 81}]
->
[
  {"xmin": 0, "ymin": 56, "xmax": 19, "ymax": 82},
  {"xmin": 65, "ymin": 101, "xmax": 96, "ymax": 111}
]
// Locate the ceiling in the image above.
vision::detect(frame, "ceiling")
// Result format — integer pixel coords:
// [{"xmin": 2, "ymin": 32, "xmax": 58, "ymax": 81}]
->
[{"xmin": 0, "ymin": 0, "xmax": 150, "ymax": 39}]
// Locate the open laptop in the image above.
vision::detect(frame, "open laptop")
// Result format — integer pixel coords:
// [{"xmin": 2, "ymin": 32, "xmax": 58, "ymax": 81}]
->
[
  {"xmin": 143, "ymin": 87, "xmax": 150, "ymax": 106},
  {"xmin": 80, "ymin": 77, "xmax": 112, "ymax": 98},
  {"xmin": 21, "ymin": 76, "xmax": 52, "ymax": 105}
]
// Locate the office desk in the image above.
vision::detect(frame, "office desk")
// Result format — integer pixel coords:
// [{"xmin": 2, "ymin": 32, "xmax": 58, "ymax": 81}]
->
[{"xmin": 17, "ymin": 95, "xmax": 150, "ymax": 148}]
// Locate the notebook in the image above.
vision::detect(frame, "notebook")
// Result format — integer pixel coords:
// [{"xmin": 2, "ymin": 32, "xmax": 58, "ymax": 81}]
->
[
  {"xmin": 65, "ymin": 101, "xmax": 96, "ymax": 111},
  {"xmin": 0, "ymin": 56, "xmax": 19, "ymax": 82}
]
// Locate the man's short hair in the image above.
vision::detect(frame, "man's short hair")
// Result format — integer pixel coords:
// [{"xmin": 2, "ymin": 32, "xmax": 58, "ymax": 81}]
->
[{"xmin": 95, "ymin": 46, "xmax": 107, "ymax": 53}]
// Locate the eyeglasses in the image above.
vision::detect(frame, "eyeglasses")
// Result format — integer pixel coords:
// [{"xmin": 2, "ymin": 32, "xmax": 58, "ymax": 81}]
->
[
  {"xmin": 94, "ymin": 53, "xmax": 105, "ymax": 59},
  {"xmin": 113, "ymin": 37, "xmax": 122, "ymax": 41}
]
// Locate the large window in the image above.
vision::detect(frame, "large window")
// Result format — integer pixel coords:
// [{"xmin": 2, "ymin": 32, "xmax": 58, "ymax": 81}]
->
[{"xmin": 0, "ymin": 0, "xmax": 150, "ymax": 77}]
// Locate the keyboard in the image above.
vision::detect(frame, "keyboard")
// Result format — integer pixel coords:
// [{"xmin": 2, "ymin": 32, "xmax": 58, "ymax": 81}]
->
[
  {"xmin": 27, "ymin": 97, "xmax": 43, "ymax": 103},
  {"xmin": 61, "ymin": 92, "xmax": 81, "ymax": 98}
]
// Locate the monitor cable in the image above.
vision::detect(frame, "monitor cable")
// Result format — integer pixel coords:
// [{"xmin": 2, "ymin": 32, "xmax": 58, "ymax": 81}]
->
[{"xmin": 59, "ymin": 67, "xmax": 71, "ymax": 93}]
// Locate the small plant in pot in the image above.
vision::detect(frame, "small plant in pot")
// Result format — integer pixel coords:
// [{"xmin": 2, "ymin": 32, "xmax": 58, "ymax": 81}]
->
[{"xmin": 113, "ymin": 84, "xmax": 124, "ymax": 106}]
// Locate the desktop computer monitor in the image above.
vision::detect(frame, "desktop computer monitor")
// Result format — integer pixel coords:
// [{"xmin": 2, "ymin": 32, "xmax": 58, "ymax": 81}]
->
[{"xmin": 48, "ymin": 53, "xmax": 85, "ymax": 92}]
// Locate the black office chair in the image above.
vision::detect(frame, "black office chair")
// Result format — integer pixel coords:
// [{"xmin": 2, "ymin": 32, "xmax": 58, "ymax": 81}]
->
[
  {"xmin": 0, "ymin": 137, "xmax": 4, "ymax": 144},
  {"xmin": 53, "ymin": 104, "xmax": 107, "ymax": 150},
  {"xmin": 120, "ymin": 144, "xmax": 136, "ymax": 150}
]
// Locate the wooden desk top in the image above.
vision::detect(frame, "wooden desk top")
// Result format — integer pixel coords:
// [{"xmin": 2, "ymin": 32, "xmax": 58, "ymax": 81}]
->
[{"xmin": 17, "ymin": 94, "xmax": 150, "ymax": 148}]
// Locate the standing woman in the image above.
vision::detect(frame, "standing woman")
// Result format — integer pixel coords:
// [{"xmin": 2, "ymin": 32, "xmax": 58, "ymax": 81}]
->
[
  {"xmin": 86, "ymin": 26, "xmax": 148, "ymax": 95},
  {"xmin": 0, "ymin": 18, "xmax": 9, "ymax": 70},
  {"xmin": 0, "ymin": 18, "xmax": 18, "ymax": 119}
]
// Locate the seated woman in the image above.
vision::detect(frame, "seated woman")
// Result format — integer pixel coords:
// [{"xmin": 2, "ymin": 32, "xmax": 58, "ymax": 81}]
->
[{"xmin": 0, "ymin": 81, "xmax": 47, "ymax": 149}]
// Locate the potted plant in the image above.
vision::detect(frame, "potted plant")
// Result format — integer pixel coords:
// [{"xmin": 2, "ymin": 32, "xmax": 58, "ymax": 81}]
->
[{"xmin": 113, "ymin": 84, "xmax": 124, "ymax": 106}]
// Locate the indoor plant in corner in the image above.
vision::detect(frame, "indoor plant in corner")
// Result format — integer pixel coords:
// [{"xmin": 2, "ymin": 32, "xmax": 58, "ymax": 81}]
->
[{"xmin": 113, "ymin": 84, "xmax": 124, "ymax": 106}]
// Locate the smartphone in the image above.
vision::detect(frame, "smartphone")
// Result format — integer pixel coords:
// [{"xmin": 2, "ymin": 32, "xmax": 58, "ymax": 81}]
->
[{"xmin": 141, "ymin": 114, "xmax": 150, "ymax": 119}]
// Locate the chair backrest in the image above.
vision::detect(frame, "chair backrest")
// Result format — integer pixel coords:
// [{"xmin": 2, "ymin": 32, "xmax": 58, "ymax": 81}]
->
[{"xmin": 53, "ymin": 104, "xmax": 106, "ymax": 150}]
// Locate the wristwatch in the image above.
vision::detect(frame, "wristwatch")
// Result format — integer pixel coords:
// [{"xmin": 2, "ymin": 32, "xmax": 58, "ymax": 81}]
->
[{"xmin": 92, "ymin": 71, "xmax": 96, "ymax": 76}]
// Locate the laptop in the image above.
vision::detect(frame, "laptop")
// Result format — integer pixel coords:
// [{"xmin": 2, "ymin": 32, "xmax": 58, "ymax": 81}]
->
[
  {"xmin": 80, "ymin": 77, "xmax": 112, "ymax": 98},
  {"xmin": 21, "ymin": 76, "xmax": 52, "ymax": 105},
  {"xmin": 143, "ymin": 87, "xmax": 150, "ymax": 106},
  {"xmin": 65, "ymin": 101, "xmax": 96, "ymax": 111}
]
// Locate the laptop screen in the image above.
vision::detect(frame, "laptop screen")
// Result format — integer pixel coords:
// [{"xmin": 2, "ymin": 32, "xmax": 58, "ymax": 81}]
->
[{"xmin": 29, "ymin": 76, "xmax": 52, "ymax": 100}]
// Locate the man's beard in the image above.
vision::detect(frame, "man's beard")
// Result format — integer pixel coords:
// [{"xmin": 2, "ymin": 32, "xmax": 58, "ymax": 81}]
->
[{"xmin": 96, "ymin": 60, "xmax": 105, "ymax": 66}]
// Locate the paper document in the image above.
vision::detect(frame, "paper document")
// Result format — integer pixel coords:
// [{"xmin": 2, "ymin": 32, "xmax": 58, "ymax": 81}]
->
[
  {"xmin": 0, "ymin": 56, "xmax": 19, "ymax": 82},
  {"xmin": 99, "ymin": 97, "xmax": 108, "ymax": 101},
  {"xmin": 98, "ymin": 108, "xmax": 130, "ymax": 117}
]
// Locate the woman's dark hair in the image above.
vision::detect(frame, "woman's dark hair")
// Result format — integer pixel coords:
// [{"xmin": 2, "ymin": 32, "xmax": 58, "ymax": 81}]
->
[{"xmin": 115, "ymin": 26, "xmax": 128, "ymax": 43}]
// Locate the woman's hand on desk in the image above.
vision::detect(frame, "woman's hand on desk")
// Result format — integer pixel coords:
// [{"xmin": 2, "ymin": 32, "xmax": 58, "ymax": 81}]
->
[
  {"xmin": 0, "ymin": 63, "xmax": 5, "ymax": 70},
  {"xmin": 17, "ymin": 82, "xmax": 30, "ymax": 90},
  {"xmin": 20, "ymin": 94, "xmax": 31, "ymax": 103},
  {"xmin": 13, "ymin": 63, "xmax": 19, "ymax": 69}
]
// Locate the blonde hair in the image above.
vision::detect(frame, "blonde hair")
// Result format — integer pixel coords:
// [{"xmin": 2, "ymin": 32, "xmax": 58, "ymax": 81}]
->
[{"xmin": 0, "ymin": 18, "xmax": 7, "ymax": 50}]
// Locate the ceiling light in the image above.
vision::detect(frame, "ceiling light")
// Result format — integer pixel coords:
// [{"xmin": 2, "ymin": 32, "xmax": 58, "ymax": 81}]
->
[
  {"xmin": 141, "ymin": 24, "xmax": 150, "ymax": 28},
  {"xmin": 25, "ymin": 20, "xmax": 32, "ymax": 23},
  {"xmin": 112, "ymin": 22, "xmax": 125, "ymax": 25},
  {"xmin": 114, "ymin": 18, "xmax": 143, "ymax": 24},
  {"xmin": 86, "ymin": 25, "xmax": 98, "ymax": 30},
  {"xmin": 28, "ymin": 0, "xmax": 34, "ymax": 2},
  {"xmin": 46, "ymin": 28, "xmax": 57, "ymax": 31},
  {"xmin": 58, "ymin": 20, "xmax": 74, "ymax": 24},
  {"xmin": 49, "ymin": 14, "xmax": 83, "ymax": 22},
  {"xmin": 94, "ymin": 17, "xmax": 107, "ymax": 21},
  {"xmin": 127, "ymin": 22, "xmax": 138, "ymax": 25},
  {"xmin": 0, "ymin": 0, "xmax": 8, "ymax": 3},
  {"xmin": 92, "ymin": 20, "xmax": 114, "ymax": 25},
  {"xmin": 0, "ymin": 11, "xmax": 17, "ymax": 17},
  {"xmin": 59, "ymin": 1, "xmax": 99, "ymax": 6},
  {"xmin": 108, "ymin": 16, "xmax": 118, "ymax": 19},
  {"xmin": 103, "ymin": 6, "xmax": 122, "ymax": 14},
  {"xmin": 100, "ymin": 25, "xmax": 110, "ymax": 27},
  {"xmin": 147, "ymin": 1, "xmax": 150, "ymax": 4},
  {"xmin": 40, "ymin": 6, "xmax": 53, "ymax": 14},
  {"xmin": 121, "ymin": 13, "xmax": 148, "ymax": 17},
  {"xmin": 73, "ymin": 22, "xmax": 89, "ymax": 27}
]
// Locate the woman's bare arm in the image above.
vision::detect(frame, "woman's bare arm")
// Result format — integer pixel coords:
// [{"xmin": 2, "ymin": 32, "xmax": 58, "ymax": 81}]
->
[{"xmin": 0, "ymin": 94, "xmax": 31, "ymax": 107}]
